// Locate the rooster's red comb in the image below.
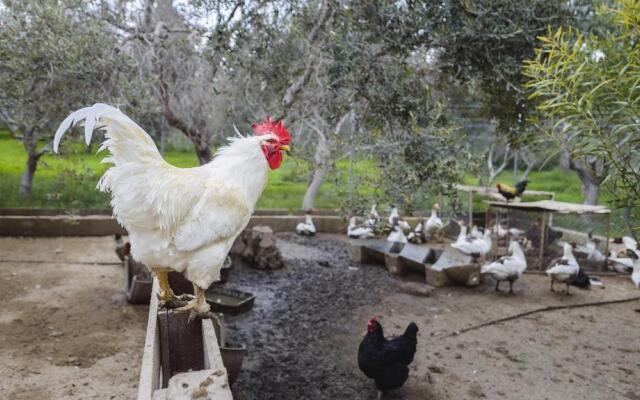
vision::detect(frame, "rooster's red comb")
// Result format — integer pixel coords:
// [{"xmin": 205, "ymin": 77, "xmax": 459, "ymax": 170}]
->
[{"xmin": 252, "ymin": 117, "xmax": 291, "ymax": 145}]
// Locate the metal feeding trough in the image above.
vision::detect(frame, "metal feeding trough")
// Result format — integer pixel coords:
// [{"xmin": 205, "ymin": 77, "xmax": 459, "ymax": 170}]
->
[{"xmin": 206, "ymin": 287, "xmax": 256, "ymax": 315}]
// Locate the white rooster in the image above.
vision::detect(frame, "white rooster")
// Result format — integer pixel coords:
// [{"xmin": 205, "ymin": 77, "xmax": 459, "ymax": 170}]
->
[{"xmin": 54, "ymin": 104, "xmax": 291, "ymax": 316}]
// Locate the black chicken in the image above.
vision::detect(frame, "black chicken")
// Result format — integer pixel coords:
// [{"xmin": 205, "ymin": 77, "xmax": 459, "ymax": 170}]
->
[
  {"xmin": 496, "ymin": 180, "xmax": 529, "ymax": 203},
  {"xmin": 358, "ymin": 317, "xmax": 418, "ymax": 399}
]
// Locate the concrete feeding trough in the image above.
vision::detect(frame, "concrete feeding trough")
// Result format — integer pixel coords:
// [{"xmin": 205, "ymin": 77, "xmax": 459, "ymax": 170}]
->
[
  {"xmin": 138, "ymin": 280, "xmax": 233, "ymax": 400},
  {"xmin": 351, "ymin": 238, "xmax": 481, "ymax": 288},
  {"xmin": 426, "ymin": 246, "xmax": 480, "ymax": 287},
  {"xmin": 350, "ymin": 239, "xmax": 405, "ymax": 266}
]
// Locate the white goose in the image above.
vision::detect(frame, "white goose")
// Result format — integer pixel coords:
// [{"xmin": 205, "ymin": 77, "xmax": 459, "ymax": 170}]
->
[
  {"xmin": 347, "ymin": 217, "xmax": 374, "ymax": 239},
  {"xmin": 452, "ymin": 229, "xmax": 492, "ymax": 260},
  {"xmin": 296, "ymin": 212, "xmax": 316, "ymax": 236},
  {"xmin": 546, "ymin": 242, "xmax": 580, "ymax": 294},
  {"xmin": 481, "ymin": 240, "xmax": 527, "ymax": 293},
  {"xmin": 425, "ymin": 203, "xmax": 444, "ymax": 237},
  {"xmin": 387, "ymin": 217, "xmax": 408, "ymax": 244}
]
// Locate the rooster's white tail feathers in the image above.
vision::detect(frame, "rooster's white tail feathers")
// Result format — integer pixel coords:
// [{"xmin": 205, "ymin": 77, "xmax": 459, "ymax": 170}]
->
[{"xmin": 54, "ymin": 103, "xmax": 164, "ymax": 167}]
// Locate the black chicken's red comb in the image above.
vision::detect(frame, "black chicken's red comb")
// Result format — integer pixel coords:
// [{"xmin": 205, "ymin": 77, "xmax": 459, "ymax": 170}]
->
[{"xmin": 252, "ymin": 117, "xmax": 291, "ymax": 145}]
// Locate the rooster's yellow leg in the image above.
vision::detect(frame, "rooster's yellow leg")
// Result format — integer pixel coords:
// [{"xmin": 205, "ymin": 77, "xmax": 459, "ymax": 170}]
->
[
  {"xmin": 151, "ymin": 267, "xmax": 176, "ymax": 302},
  {"xmin": 176, "ymin": 284, "xmax": 211, "ymax": 314}
]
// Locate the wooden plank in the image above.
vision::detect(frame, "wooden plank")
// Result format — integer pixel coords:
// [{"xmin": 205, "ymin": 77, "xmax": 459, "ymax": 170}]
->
[
  {"xmin": 158, "ymin": 310, "xmax": 205, "ymax": 387},
  {"xmin": 137, "ymin": 279, "xmax": 161, "ymax": 400},
  {"xmin": 202, "ymin": 320, "xmax": 226, "ymax": 371}
]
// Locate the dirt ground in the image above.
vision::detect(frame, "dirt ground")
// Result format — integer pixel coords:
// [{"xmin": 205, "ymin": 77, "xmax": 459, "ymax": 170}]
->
[
  {"xmin": 228, "ymin": 233, "xmax": 640, "ymax": 400},
  {"xmin": 0, "ymin": 237, "xmax": 148, "ymax": 400},
  {"xmin": 1, "ymin": 234, "xmax": 639, "ymax": 400}
]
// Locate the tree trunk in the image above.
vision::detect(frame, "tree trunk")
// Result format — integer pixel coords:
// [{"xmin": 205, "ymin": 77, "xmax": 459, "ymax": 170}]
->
[
  {"xmin": 302, "ymin": 166, "xmax": 328, "ymax": 211},
  {"xmin": 19, "ymin": 151, "xmax": 39, "ymax": 196},
  {"xmin": 302, "ymin": 134, "xmax": 330, "ymax": 210},
  {"xmin": 566, "ymin": 153, "xmax": 602, "ymax": 206},
  {"xmin": 194, "ymin": 141, "xmax": 213, "ymax": 165},
  {"xmin": 18, "ymin": 127, "xmax": 45, "ymax": 197},
  {"xmin": 301, "ymin": 110, "xmax": 352, "ymax": 210},
  {"xmin": 582, "ymin": 179, "xmax": 599, "ymax": 206}
]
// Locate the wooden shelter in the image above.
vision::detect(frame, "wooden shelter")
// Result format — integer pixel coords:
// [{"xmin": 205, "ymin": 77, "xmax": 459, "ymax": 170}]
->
[{"xmin": 485, "ymin": 200, "xmax": 611, "ymax": 270}]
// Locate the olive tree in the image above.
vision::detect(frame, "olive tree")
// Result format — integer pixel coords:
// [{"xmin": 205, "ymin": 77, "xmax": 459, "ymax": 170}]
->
[{"xmin": 0, "ymin": 0, "xmax": 128, "ymax": 196}]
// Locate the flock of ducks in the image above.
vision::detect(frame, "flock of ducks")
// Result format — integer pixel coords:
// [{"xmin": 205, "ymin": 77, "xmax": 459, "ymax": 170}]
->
[{"xmin": 295, "ymin": 205, "xmax": 640, "ymax": 293}]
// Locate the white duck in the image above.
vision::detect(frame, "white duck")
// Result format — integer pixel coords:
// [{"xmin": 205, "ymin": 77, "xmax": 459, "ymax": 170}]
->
[
  {"xmin": 622, "ymin": 236, "xmax": 638, "ymax": 251},
  {"xmin": 452, "ymin": 229, "xmax": 492, "ymax": 260},
  {"xmin": 469, "ymin": 225, "xmax": 483, "ymax": 240},
  {"xmin": 296, "ymin": 212, "xmax": 316, "ymax": 236},
  {"xmin": 453, "ymin": 220, "xmax": 469, "ymax": 246},
  {"xmin": 509, "ymin": 227, "xmax": 526, "ymax": 238},
  {"xmin": 625, "ymin": 249, "xmax": 640, "ymax": 288},
  {"xmin": 546, "ymin": 242, "xmax": 580, "ymax": 294},
  {"xmin": 365, "ymin": 203, "xmax": 380, "ymax": 228},
  {"xmin": 407, "ymin": 221, "xmax": 425, "ymax": 244},
  {"xmin": 491, "ymin": 224, "xmax": 525, "ymax": 239},
  {"xmin": 492, "ymin": 224, "xmax": 507, "ymax": 238},
  {"xmin": 608, "ymin": 250, "xmax": 634, "ymax": 273},
  {"xmin": 387, "ymin": 206, "xmax": 410, "ymax": 231},
  {"xmin": 424, "ymin": 203, "xmax": 444, "ymax": 237},
  {"xmin": 387, "ymin": 217, "xmax": 408, "ymax": 244},
  {"xmin": 481, "ymin": 240, "xmax": 527, "ymax": 293},
  {"xmin": 347, "ymin": 217, "xmax": 375, "ymax": 239}
]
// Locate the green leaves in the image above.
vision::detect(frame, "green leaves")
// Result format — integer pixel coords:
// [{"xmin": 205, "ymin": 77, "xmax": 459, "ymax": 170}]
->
[{"xmin": 525, "ymin": 0, "xmax": 640, "ymax": 234}]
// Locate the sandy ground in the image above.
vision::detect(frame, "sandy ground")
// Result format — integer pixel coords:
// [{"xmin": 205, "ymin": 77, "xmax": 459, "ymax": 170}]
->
[
  {"xmin": 0, "ymin": 237, "xmax": 148, "ymax": 400},
  {"xmin": 1, "ymin": 235, "xmax": 639, "ymax": 400}
]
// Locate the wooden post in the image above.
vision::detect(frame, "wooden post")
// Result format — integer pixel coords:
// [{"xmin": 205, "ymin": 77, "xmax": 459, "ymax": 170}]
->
[
  {"xmin": 137, "ymin": 280, "xmax": 161, "ymax": 400},
  {"xmin": 603, "ymin": 212, "xmax": 611, "ymax": 271},
  {"xmin": 538, "ymin": 212, "xmax": 547, "ymax": 271},
  {"xmin": 468, "ymin": 190, "xmax": 473, "ymax": 227}
]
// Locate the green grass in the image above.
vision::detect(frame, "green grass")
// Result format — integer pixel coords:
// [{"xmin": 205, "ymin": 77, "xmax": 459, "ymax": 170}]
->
[
  {"xmin": 0, "ymin": 130, "xmax": 340, "ymax": 209},
  {"xmin": 0, "ymin": 129, "xmax": 622, "ymax": 234}
]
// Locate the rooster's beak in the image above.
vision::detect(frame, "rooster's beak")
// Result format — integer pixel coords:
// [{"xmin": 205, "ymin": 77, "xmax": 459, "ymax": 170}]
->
[{"xmin": 279, "ymin": 145, "xmax": 290, "ymax": 153}]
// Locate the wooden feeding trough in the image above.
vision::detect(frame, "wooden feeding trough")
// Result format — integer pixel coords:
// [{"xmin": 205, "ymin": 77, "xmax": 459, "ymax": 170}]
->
[{"xmin": 137, "ymin": 280, "xmax": 233, "ymax": 400}]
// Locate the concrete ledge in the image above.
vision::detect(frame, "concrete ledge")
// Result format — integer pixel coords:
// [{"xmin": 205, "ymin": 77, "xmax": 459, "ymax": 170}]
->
[{"xmin": 0, "ymin": 214, "xmax": 346, "ymax": 237}]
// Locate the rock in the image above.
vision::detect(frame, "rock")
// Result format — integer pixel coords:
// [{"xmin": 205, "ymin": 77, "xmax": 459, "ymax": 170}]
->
[
  {"xmin": 399, "ymin": 281, "xmax": 434, "ymax": 297},
  {"xmin": 237, "ymin": 226, "xmax": 284, "ymax": 270}
]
